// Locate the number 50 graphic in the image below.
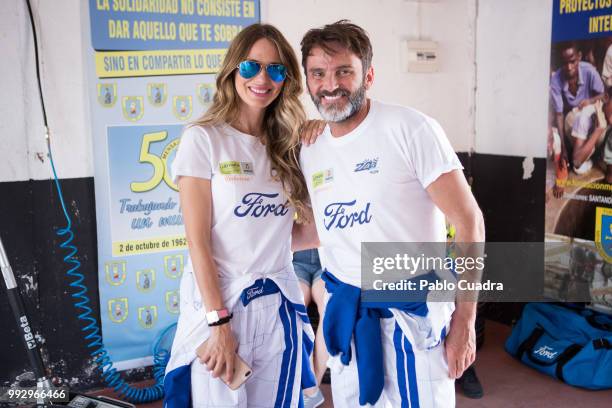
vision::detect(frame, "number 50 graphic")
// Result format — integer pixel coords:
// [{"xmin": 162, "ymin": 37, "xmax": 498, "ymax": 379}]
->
[{"xmin": 131, "ymin": 131, "xmax": 180, "ymax": 192}]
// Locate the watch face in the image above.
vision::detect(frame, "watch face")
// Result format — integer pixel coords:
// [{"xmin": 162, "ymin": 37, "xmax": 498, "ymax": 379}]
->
[
  {"xmin": 206, "ymin": 308, "xmax": 230, "ymax": 325},
  {"xmin": 206, "ymin": 310, "xmax": 219, "ymax": 323}
]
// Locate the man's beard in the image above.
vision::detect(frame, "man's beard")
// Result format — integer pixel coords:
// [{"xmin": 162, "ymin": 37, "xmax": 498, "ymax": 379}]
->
[{"xmin": 310, "ymin": 83, "xmax": 367, "ymax": 123}]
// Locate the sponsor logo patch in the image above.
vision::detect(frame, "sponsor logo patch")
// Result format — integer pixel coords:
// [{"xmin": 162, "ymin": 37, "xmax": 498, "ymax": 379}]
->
[
  {"xmin": 312, "ymin": 168, "xmax": 334, "ymax": 189},
  {"xmin": 219, "ymin": 161, "xmax": 254, "ymax": 175},
  {"xmin": 354, "ymin": 157, "xmax": 379, "ymax": 174}
]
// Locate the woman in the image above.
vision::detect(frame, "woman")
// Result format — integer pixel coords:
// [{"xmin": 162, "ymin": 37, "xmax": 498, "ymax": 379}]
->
[{"xmin": 164, "ymin": 24, "xmax": 318, "ymax": 408}]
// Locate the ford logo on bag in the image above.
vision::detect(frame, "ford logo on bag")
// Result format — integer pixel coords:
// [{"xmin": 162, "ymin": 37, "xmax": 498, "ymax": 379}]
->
[{"xmin": 533, "ymin": 345, "xmax": 559, "ymax": 360}]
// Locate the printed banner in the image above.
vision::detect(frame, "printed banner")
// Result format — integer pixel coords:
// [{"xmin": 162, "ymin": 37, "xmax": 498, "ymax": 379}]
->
[
  {"xmin": 85, "ymin": 0, "xmax": 260, "ymax": 369},
  {"xmin": 89, "ymin": 0, "xmax": 260, "ymax": 77},
  {"xmin": 545, "ymin": 0, "xmax": 612, "ymax": 313},
  {"xmin": 107, "ymin": 124, "xmax": 185, "ymax": 256},
  {"xmin": 95, "ymin": 49, "xmax": 227, "ymax": 77}
]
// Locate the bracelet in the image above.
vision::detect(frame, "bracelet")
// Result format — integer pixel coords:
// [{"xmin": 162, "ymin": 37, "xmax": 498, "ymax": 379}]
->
[
  {"xmin": 208, "ymin": 313, "xmax": 233, "ymax": 327},
  {"xmin": 205, "ymin": 307, "xmax": 231, "ymax": 325}
]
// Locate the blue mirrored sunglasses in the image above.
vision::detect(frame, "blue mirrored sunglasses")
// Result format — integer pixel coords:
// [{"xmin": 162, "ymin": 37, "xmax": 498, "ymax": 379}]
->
[{"xmin": 237, "ymin": 60, "xmax": 287, "ymax": 83}]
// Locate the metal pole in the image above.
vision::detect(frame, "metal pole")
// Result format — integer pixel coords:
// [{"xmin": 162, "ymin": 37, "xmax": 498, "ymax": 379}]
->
[{"xmin": 0, "ymin": 236, "xmax": 51, "ymax": 398}]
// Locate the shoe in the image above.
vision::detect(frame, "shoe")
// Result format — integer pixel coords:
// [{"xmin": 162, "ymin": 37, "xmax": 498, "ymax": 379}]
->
[
  {"xmin": 457, "ymin": 366, "xmax": 484, "ymax": 399},
  {"xmin": 303, "ymin": 388, "xmax": 325, "ymax": 408},
  {"xmin": 574, "ymin": 159, "xmax": 593, "ymax": 175},
  {"xmin": 322, "ymin": 368, "xmax": 331, "ymax": 384}
]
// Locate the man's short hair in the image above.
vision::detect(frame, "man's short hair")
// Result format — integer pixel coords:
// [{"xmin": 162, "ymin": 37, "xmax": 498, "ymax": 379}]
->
[
  {"xmin": 557, "ymin": 41, "xmax": 579, "ymax": 57},
  {"xmin": 300, "ymin": 20, "xmax": 373, "ymax": 76}
]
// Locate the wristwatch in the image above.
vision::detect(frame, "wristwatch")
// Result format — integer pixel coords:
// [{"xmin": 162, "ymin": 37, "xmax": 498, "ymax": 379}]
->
[{"xmin": 205, "ymin": 308, "xmax": 232, "ymax": 326}]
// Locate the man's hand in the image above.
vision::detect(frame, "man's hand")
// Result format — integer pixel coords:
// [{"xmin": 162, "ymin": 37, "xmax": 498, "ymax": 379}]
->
[
  {"xmin": 578, "ymin": 99, "xmax": 591, "ymax": 110},
  {"xmin": 553, "ymin": 184, "xmax": 565, "ymax": 199},
  {"xmin": 300, "ymin": 120, "xmax": 326, "ymax": 146},
  {"xmin": 554, "ymin": 158, "xmax": 568, "ymax": 199},
  {"xmin": 445, "ymin": 310, "xmax": 476, "ymax": 379},
  {"xmin": 595, "ymin": 100, "xmax": 608, "ymax": 130}
]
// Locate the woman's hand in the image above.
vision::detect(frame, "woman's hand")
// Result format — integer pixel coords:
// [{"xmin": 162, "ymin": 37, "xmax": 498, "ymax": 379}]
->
[
  {"xmin": 179, "ymin": 176, "xmax": 237, "ymax": 381},
  {"xmin": 300, "ymin": 120, "xmax": 326, "ymax": 146},
  {"xmin": 196, "ymin": 323, "xmax": 238, "ymax": 383}
]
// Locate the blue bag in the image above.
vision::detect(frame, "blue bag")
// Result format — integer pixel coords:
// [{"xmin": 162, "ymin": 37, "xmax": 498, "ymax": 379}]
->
[{"xmin": 505, "ymin": 303, "xmax": 612, "ymax": 390}]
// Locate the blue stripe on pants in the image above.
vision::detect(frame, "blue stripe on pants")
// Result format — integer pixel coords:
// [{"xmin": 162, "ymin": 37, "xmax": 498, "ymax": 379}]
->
[
  {"xmin": 404, "ymin": 332, "xmax": 420, "ymax": 408},
  {"xmin": 393, "ymin": 324, "xmax": 410, "ymax": 408},
  {"xmin": 274, "ymin": 299, "xmax": 297, "ymax": 408},
  {"xmin": 285, "ymin": 301, "xmax": 298, "ymax": 408}
]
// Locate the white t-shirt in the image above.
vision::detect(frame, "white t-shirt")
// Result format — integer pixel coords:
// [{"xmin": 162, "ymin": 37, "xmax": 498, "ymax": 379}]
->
[
  {"xmin": 300, "ymin": 100, "xmax": 463, "ymax": 287},
  {"xmin": 602, "ymin": 44, "xmax": 612, "ymax": 88},
  {"xmin": 172, "ymin": 123, "xmax": 295, "ymax": 282},
  {"xmin": 167, "ymin": 124, "xmax": 312, "ymax": 377}
]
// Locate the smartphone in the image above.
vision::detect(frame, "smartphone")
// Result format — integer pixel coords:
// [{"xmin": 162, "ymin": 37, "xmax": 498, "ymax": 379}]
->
[
  {"xmin": 197, "ymin": 340, "xmax": 252, "ymax": 390},
  {"xmin": 225, "ymin": 354, "xmax": 252, "ymax": 390}
]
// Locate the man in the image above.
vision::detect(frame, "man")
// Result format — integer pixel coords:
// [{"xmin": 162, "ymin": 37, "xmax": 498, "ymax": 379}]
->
[
  {"xmin": 600, "ymin": 40, "xmax": 612, "ymax": 88},
  {"xmin": 593, "ymin": 88, "xmax": 612, "ymax": 183},
  {"xmin": 299, "ymin": 21, "xmax": 485, "ymax": 407},
  {"xmin": 550, "ymin": 42, "xmax": 605, "ymax": 174}
]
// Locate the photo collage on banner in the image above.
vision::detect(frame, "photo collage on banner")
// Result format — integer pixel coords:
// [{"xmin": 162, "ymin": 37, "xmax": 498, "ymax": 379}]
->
[
  {"xmin": 85, "ymin": 0, "xmax": 260, "ymax": 369},
  {"xmin": 545, "ymin": 0, "xmax": 612, "ymax": 313}
]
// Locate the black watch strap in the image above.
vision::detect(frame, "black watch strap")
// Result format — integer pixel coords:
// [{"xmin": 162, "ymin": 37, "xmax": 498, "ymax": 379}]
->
[{"xmin": 208, "ymin": 313, "xmax": 233, "ymax": 327}]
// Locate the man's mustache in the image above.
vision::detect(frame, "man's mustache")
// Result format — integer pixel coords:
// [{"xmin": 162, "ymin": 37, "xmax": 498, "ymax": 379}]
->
[{"xmin": 316, "ymin": 88, "xmax": 350, "ymax": 99}]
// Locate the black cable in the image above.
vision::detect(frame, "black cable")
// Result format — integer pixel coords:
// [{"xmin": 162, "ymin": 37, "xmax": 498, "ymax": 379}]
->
[
  {"xmin": 25, "ymin": 0, "xmax": 49, "ymax": 128},
  {"xmin": 21, "ymin": 2, "xmax": 168, "ymax": 401}
]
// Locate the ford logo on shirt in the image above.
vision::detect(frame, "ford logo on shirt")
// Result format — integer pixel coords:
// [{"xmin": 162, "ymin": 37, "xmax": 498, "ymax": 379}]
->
[
  {"xmin": 246, "ymin": 286, "xmax": 265, "ymax": 300},
  {"xmin": 323, "ymin": 200, "xmax": 372, "ymax": 230},
  {"xmin": 234, "ymin": 192, "xmax": 290, "ymax": 218}
]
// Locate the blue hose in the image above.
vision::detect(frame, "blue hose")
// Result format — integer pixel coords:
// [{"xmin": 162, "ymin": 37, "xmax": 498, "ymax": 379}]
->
[{"xmin": 47, "ymin": 131, "xmax": 169, "ymax": 403}]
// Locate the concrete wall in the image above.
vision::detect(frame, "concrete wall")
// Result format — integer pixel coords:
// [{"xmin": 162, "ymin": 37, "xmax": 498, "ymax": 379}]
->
[
  {"xmin": 1, "ymin": 0, "xmax": 552, "ymax": 185},
  {"xmin": 475, "ymin": 0, "xmax": 552, "ymax": 158},
  {"xmin": 0, "ymin": 0, "xmax": 92, "ymax": 182},
  {"xmin": 264, "ymin": 0, "xmax": 477, "ymax": 152}
]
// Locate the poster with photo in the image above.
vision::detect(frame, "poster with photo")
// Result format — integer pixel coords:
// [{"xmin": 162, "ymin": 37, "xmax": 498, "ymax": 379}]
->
[
  {"xmin": 545, "ymin": 0, "xmax": 612, "ymax": 313},
  {"xmin": 84, "ymin": 0, "xmax": 260, "ymax": 369}
]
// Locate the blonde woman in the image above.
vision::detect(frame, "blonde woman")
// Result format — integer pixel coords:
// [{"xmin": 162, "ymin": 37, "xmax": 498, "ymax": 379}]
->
[{"xmin": 164, "ymin": 24, "xmax": 319, "ymax": 408}]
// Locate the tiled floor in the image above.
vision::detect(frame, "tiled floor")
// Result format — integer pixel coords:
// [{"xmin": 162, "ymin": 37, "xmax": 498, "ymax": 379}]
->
[{"xmin": 92, "ymin": 320, "xmax": 612, "ymax": 408}]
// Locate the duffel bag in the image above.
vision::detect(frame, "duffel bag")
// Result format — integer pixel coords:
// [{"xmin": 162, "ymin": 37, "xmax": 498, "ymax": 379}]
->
[{"xmin": 505, "ymin": 303, "xmax": 612, "ymax": 390}]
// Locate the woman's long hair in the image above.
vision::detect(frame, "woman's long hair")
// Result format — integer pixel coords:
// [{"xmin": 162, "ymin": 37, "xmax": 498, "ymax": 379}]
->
[{"xmin": 193, "ymin": 24, "xmax": 309, "ymax": 221}]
